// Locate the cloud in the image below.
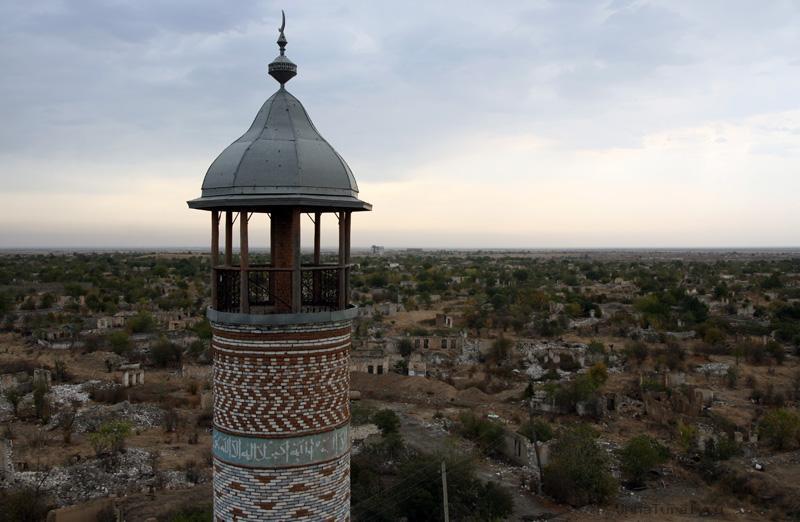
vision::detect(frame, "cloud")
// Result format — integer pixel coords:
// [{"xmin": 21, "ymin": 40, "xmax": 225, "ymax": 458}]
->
[{"xmin": 0, "ymin": 0, "xmax": 799, "ymax": 246}]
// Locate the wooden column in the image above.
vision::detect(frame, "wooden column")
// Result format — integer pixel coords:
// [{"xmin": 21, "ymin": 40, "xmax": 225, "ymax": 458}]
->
[
  {"xmin": 239, "ymin": 211, "xmax": 249, "ymax": 314},
  {"xmin": 344, "ymin": 211, "xmax": 351, "ymax": 309},
  {"xmin": 291, "ymin": 211, "xmax": 301, "ymax": 314},
  {"xmin": 271, "ymin": 209, "xmax": 300, "ymax": 313},
  {"xmin": 337, "ymin": 212, "xmax": 347, "ymax": 310},
  {"xmin": 211, "ymin": 211, "xmax": 220, "ymax": 309},
  {"xmin": 224, "ymin": 211, "xmax": 233, "ymax": 266},
  {"xmin": 313, "ymin": 212, "xmax": 321, "ymax": 264},
  {"xmin": 313, "ymin": 212, "xmax": 322, "ymax": 305}
]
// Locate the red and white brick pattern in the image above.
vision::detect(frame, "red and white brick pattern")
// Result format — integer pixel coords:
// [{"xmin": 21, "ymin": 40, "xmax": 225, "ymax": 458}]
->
[{"xmin": 210, "ymin": 318, "xmax": 353, "ymax": 521}]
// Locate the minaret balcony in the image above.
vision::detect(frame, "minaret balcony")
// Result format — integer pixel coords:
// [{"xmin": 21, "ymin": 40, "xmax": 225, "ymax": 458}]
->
[{"xmin": 212, "ymin": 262, "xmax": 352, "ymax": 315}]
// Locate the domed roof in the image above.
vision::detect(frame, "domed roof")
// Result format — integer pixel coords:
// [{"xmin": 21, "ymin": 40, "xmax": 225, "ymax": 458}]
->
[{"xmin": 188, "ymin": 14, "xmax": 370, "ymax": 212}]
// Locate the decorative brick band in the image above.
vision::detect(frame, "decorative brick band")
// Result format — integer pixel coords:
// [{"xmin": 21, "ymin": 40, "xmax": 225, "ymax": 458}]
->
[
  {"xmin": 212, "ymin": 319, "xmax": 351, "ymax": 437},
  {"xmin": 212, "ymin": 425, "xmax": 349, "ymax": 468},
  {"xmin": 211, "ymin": 316, "xmax": 353, "ymax": 521},
  {"xmin": 213, "ymin": 451, "xmax": 350, "ymax": 521}
]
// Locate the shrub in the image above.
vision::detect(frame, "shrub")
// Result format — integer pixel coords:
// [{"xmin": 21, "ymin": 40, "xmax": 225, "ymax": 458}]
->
[
  {"xmin": 108, "ymin": 331, "xmax": 131, "ymax": 356},
  {"xmin": 128, "ymin": 311, "xmax": 156, "ymax": 334},
  {"xmin": 588, "ymin": 362, "xmax": 608, "ymax": 387},
  {"xmin": 677, "ymin": 421, "xmax": 698, "ymax": 453},
  {"xmin": 3, "ymin": 389, "xmax": 20, "ymax": 416},
  {"xmin": 519, "ymin": 419, "xmax": 553, "ymax": 443},
  {"xmin": 625, "ymin": 341, "xmax": 649, "ymax": 365},
  {"xmin": 766, "ymin": 341, "xmax": 786, "ymax": 365},
  {"xmin": 703, "ymin": 436, "xmax": 740, "ymax": 462},
  {"xmin": 543, "ymin": 424, "xmax": 617, "ymax": 506},
  {"xmin": 398, "ymin": 338, "xmax": 413, "ymax": 357},
  {"xmin": 619, "ymin": 435, "xmax": 668, "ymax": 487},
  {"xmin": 588, "ymin": 340, "xmax": 605, "ymax": 355},
  {"xmin": 726, "ymin": 366, "xmax": 739, "ymax": 389},
  {"xmin": 372, "ymin": 409, "xmax": 400, "ymax": 436},
  {"xmin": 458, "ymin": 412, "xmax": 505, "ymax": 457},
  {"xmin": 32, "ymin": 381, "xmax": 49, "ymax": 422},
  {"xmin": 0, "ymin": 486, "xmax": 53, "ymax": 522},
  {"xmin": 89, "ymin": 420, "xmax": 132, "ymax": 456},
  {"xmin": 151, "ymin": 338, "xmax": 183, "ymax": 368},
  {"xmin": 759, "ymin": 408, "xmax": 800, "ymax": 450},
  {"xmin": 168, "ymin": 506, "xmax": 213, "ymax": 522},
  {"xmin": 351, "ymin": 402, "xmax": 376, "ymax": 426}
]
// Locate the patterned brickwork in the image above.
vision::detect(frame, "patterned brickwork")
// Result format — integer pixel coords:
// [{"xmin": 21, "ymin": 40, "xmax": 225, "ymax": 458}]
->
[
  {"xmin": 211, "ymin": 318, "xmax": 352, "ymax": 521},
  {"xmin": 213, "ymin": 452, "xmax": 350, "ymax": 521},
  {"xmin": 212, "ymin": 320, "xmax": 351, "ymax": 437}
]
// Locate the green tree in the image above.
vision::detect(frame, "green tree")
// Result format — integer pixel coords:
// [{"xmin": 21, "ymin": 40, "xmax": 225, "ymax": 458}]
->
[
  {"xmin": 151, "ymin": 338, "xmax": 183, "ymax": 368},
  {"xmin": 32, "ymin": 381, "xmax": 49, "ymax": 422},
  {"xmin": 89, "ymin": 420, "xmax": 132, "ymax": 456},
  {"xmin": 128, "ymin": 310, "xmax": 156, "ymax": 334},
  {"xmin": 3, "ymin": 389, "xmax": 21, "ymax": 416},
  {"xmin": 676, "ymin": 421, "xmax": 698, "ymax": 454},
  {"xmin": 759, "ymin": 408, "xmax": 800, "ymax": 450},
  {"xmin": 488, "ymin": 337, "xmax": 512, "ymax": 366},
  {"xmin": 458, "ymin": 412, "xmax": 505, "ymax": 457},
  {"xmin": 372, "ymin": 409, "xmax": 400, "ymax": 436},
  {"xmin": 588, "ymin": 362, "xmax": 608, "ymax": 387},
  {"xmin": 519, "ymin": 419, "xmax": 553, "ymax": 443},
  {"xmin": 543, "ymin": 424, "xmax": 617, "ymax": 506},
  {"xmin": 619, "ymin": 435, "xmax": 668, "ymax": 488},
  {"xmin": 0, "ymin": 486, "xmax": 53, "ymax": 522},
  {"xmin": 625, "ymin": 341, "xmax": 650, "ymax": 365},
  {"xmin": 398, "ymin": 338, "xmax": 414, "ymax": 357},
  {"xmin": 393, "ymin": 454, "xmax": 513, "ymax": 522},
  {"xmin": 108, "ymin": 331, "xmax": 131, "ymax": 356}
]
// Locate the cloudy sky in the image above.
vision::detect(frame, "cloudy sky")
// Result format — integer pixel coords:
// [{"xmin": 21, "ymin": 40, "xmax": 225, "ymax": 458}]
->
[{"xmin": 1, "ymin": 0, "xmax": 799, "ymax": 248}]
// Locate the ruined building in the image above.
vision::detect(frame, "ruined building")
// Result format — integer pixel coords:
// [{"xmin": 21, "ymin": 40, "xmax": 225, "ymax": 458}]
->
[{"xmin": 187, "ymin": 13, "xmax": 371, "ymax": 521}]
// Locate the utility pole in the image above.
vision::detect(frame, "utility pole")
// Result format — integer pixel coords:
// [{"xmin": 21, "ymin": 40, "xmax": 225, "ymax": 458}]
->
[{"xmin": 441, "ymin": 460, "xmax": 450, "ymax": 522}]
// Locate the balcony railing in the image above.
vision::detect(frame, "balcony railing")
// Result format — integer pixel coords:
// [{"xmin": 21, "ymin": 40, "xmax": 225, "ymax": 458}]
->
[{"xmin": 212, "ymin": 264, "xmax": 350, "ymax": 314}]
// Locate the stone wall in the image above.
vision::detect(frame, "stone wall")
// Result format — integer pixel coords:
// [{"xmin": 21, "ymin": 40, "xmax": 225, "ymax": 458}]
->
[{"xmin": 210, "ymin": 318, "xmax": 352, "ymax": 521}]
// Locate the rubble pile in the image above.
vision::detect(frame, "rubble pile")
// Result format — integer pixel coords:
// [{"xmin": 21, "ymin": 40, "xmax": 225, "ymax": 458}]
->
[
  {"xmin": 8, "ymin": 447, "xmax": 204, "ymax": 506},
  {"xmin": 696, "ymin": 363, "xmax": 730, "ymax": 376},
  {"xmin": 49, "ymin": 382, "xmax": 95, "ymax": 406},
  {"xmin": 11, "ymin": 448, "xmax": 166, "ymax": 505},
  {"xmin": 72, "ymin": 401, "xmax": 165, "ymax": 433}
]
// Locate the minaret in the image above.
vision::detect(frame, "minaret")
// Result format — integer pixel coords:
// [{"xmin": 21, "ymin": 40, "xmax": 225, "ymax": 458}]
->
[{"xmin": 188, "ymin": 12, "xmax": 370, "ymax": 521}]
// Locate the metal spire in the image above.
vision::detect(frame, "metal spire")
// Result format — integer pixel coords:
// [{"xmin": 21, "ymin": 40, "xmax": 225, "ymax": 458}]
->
[{"xmin": 269, "ymin": 10, "xmax": 297, "ymax": 86}]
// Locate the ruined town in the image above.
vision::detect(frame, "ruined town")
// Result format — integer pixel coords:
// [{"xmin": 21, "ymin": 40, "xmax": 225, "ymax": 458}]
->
[
  {"xmin": 1, "ymin": 248, "xmax": 800, "ymax": 520},
  {"xmin": 3, "ymin": 1, "xmax": 800, "ymax": 521}
]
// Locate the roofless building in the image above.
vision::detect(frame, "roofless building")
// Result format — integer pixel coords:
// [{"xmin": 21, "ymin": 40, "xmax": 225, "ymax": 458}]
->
[{"xmin": 188, "ymin": 12, "xmax": 370, "ymax": 520}]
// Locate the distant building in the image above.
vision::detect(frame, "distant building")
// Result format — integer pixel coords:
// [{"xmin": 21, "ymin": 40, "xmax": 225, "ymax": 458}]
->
[
  {"xmin": 435, "ymin": 313, "xmax": 454, "ymax": 329},
  {"xmin": 371, "ymin": 245, "xmax": 385, "ymax": 256}
]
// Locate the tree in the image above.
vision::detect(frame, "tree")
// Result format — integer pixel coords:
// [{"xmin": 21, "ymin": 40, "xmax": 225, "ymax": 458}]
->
[
  {"xmin": 32, "ymin": 381, "xmax": 49, "ymax": 422},
  {"xmin": 393, "ymin": 454, "xmax": 513, "ymax": 522},
  {"xmin": 458, "ymin": 412, "xmax": 505, "ymax": 457},
  {"xmin": 108, "ymin": 331, "xmax": 131, "ymax": 356},
  {"xmin": 128, "ymin": 310, "xmax": 156, "ymax": 334},
  {"xmin": 759, "ymin": 408, "xmax": 800, "ymax": 451},
  {"xmin": 372, "ymin": 409, "xmax": 400, "ymax": 436},
  {"xmin": 3, "ymin": 389, "xmax": 21, "ymax": 416},
  {"xmin": 0, "ymin": 486, "xmax": 53, "ymax": 522},
  {"xmin": 543, "ymin": 425, "xmax": 617, "ymax": 506},
  {"xmin": 488, "ymin": 337, "xmax": 512, "ymax": 366},
  {"xmin": 625, "ymin": 341, "xmax": 649, "ymax": 365},
  {"xmin": 519, "ymin": 419, "xmax": 553, "ymax": 443},
  {"xmin": 619, "ymin": 435, "xmax": 668, "ymax": 488},
  {"xmin": 89, "ymin": 420, "xmax": 132, "ymax": 456},
  {"xmin": 398, "ymin": 338, "xmax": 414, "ymax": 357},
  {"xmin": 151, "ymin": 338, "xmax": 183, "ymax": 368},
  {"xmin": 588, "ymin": 362, "xmax": 608, "ymax": 387}
]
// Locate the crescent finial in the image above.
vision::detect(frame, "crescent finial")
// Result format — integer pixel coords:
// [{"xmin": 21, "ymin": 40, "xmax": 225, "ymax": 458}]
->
[{"xmin": 280, "ymin": 10, "xmax": 286, "ymax": 34}]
